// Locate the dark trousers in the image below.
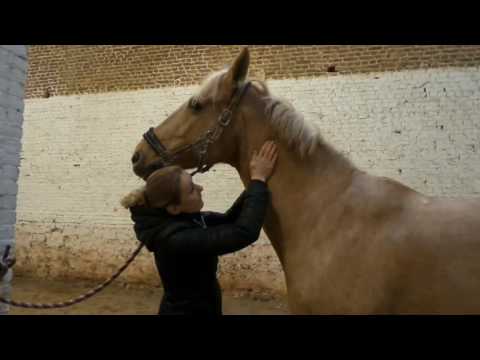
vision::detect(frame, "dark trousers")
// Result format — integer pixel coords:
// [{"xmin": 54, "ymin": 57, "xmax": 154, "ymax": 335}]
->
[{"xmin": 158, "ymin": 281, "xmax": 222, "ymax": 315}]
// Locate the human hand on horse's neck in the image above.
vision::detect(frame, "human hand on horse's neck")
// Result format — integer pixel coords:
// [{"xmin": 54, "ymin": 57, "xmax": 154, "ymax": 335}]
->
[
  {"xmin": 249, "ymin": 141, "xmax": 278, "ymax": 183},
  {"xmin": 232, "ymin": 109, "xmax": 354, "ymax": 195}
]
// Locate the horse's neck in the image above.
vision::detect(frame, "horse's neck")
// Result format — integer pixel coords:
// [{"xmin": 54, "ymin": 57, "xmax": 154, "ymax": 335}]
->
[{"xmin": 231, "ymin": 122, "xmax": 355, "ymax": 264}]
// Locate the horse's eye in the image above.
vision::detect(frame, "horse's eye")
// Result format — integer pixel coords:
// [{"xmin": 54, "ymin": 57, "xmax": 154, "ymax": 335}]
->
[{"xmin": 189, "ymin": 97, "xmax": 202, "ymax": 112}]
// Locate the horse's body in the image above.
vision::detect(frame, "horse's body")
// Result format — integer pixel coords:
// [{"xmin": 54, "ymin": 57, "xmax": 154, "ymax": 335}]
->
[
  {"xmin": 131, "ymin": 48, "xmax": 480, "ymax": 314},
  {"xmin": 265, "ymin": 162, "xmax": 480, "ymax": 314}
]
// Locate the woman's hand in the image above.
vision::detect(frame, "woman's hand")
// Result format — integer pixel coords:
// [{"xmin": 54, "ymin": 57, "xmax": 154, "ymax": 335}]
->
[{"xmin": 250, "ymin": 141, "xmax": 279, "ymax": 182}]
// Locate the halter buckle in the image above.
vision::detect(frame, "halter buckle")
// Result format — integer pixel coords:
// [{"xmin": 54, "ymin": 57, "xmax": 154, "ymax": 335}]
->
[{"xmin": 219, "ymin": 109, "xmax": 232, "ymax": 127}]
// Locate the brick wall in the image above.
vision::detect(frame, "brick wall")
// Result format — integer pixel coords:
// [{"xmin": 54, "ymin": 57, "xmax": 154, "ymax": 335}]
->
[
  {"xmin": 26, "ymin": 45, "xmax": 480, "ymax": 98},
  {"xmin": 0, "ymin": 45, "xmax": 28, "ymax": 314}
]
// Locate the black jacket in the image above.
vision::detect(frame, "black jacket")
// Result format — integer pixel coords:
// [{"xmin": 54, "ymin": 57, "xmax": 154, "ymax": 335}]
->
[{"xmin": 130, "ymin": 180, "xmax": 270, "ymax": 315}]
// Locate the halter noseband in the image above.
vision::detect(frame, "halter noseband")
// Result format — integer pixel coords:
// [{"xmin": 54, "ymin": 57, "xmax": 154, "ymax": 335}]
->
[{"xmin": 143, "ymin": 81, "xmax": 251, "ymax": 176}]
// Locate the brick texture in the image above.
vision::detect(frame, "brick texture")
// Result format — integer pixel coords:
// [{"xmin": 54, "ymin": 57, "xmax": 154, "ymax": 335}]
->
[
  {"xmin": 0, "ymin": 45, "xmax": 28, "ymax": 314},
  {"xmin": 25, "ymin": 45, "xmax": 480, "ymax": 98}
]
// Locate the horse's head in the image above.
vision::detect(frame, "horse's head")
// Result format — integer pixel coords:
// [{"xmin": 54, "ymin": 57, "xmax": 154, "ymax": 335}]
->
[{"xmin": 131, "ymin": 47, "xmax": 252, "ymax": 180}]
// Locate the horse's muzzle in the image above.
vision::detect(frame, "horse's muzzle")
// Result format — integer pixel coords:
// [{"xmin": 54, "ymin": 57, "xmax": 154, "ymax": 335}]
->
[{"xmin": 133, "ymin": 157, "xmax": 167, "ymax": 181}]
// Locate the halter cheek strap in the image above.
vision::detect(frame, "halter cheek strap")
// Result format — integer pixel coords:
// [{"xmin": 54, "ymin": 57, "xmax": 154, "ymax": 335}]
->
[
  {"xmin": 142, "ymin": 81, "xmax": 251, "ymax": 176},
  {"xmin": 143, "ymin": 128, "xmax": 174, "ymax": 168}
]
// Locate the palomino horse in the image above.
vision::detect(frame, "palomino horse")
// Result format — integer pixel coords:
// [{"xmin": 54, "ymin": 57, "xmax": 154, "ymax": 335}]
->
[{"xmin": 131, "ymin": 47, "xmax": 480, "ymax": 314}]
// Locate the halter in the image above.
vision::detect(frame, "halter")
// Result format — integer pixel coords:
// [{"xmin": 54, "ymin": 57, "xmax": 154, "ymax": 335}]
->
[{"xmin": 143, "ymin": 82, "xmax": 251, "ymax": 176}]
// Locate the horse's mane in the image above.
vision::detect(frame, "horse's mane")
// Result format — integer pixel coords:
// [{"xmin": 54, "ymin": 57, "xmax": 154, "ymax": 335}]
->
[{"xmin": 196, "ymin": 69, "xmax": 343, "ymax": 159}]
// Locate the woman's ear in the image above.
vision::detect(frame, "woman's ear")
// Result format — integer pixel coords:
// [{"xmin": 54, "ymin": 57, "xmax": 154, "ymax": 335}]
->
[{"xmin": 166, "ymin": 203, "xmax": 182, "ymax": 215}]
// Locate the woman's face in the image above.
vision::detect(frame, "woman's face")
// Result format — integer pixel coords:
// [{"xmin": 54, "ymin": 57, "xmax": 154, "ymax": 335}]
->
[{"xmin": 175, "ymin": 171, "xmax": 204, "ymax": 214}]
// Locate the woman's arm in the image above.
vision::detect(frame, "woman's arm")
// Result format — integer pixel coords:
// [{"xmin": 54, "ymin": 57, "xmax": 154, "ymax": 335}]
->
[
  {"xmin": 204, "ymin": 141, "xmax": 278, "ymax": 225},
  {"xmin": 203, "ymin": 191, "xmax": 248, "ymax": 225},
  {"xmin": 165, "ymin": 180, "xmax": 269, "ymax": 256},
  {"xmin": 165, "ymin": 141, "xmax": 278, "ymax": 256}
]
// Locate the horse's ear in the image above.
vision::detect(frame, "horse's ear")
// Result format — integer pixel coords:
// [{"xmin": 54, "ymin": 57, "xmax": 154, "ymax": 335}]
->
[
  {"xmin": 221, "ymin": 47, "xmax": 250, "ymax": 99},
  {"xmin": 229, "ymin": 47, "xmax": 250, "ymax": 84}
]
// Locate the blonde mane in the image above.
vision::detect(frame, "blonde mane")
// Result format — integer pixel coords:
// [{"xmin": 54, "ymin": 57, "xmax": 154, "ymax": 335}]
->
[
  {"xmin": 260, "ymin": 83, "xmax": 322, "ymax": 158},
  {"xmin": 195, "ymin": 71, "xmax": 323, "ymax": 158}
]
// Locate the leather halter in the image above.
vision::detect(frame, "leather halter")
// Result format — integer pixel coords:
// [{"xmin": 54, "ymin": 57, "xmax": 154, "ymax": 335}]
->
[{"xmin": 143, "ymin": 82, "xmax": 251, "ymax": 176}]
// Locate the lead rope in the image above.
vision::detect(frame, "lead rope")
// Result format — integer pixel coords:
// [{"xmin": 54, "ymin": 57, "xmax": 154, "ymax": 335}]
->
[{"xmin": 0, "ymin": 243, "xmax": 145, "ymax": 309}]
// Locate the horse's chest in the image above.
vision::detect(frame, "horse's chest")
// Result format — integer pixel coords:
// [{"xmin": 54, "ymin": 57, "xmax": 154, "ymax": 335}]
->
[{"xmin": 284, "ymin": 236, "xmax": 393, "ymax": 314}]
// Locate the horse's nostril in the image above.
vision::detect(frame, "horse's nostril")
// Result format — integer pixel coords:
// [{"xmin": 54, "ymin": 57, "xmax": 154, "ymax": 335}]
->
[{"xmin": 131, "ymin": 152, "xmax": 140, "ymax": 164}]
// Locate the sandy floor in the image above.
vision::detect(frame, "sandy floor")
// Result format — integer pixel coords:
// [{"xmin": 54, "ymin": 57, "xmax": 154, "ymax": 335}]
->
[{"xmin": 7, "ymin": 276, "xmax": 290, "ymax": 315}]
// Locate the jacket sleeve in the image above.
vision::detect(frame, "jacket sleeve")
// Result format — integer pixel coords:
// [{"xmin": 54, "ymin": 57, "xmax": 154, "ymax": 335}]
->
[
  {"xmin": 202, "ymin": 190, "xmax": 248, "ymax": 225},
  {"xmin": 165, "ymin": 180, "xmax": 269, "ymax": 256}
]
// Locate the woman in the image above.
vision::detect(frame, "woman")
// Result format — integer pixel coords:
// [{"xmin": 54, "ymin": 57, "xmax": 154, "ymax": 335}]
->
[{"xmin": 121, "ymin": 141, "xmax": 278, "ymax": 315}]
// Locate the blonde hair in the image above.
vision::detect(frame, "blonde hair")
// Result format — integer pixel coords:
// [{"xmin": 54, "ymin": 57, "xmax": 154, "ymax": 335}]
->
[{"xmin": 120, "ymin": 186, "xmax": 148, "ymax": 209}]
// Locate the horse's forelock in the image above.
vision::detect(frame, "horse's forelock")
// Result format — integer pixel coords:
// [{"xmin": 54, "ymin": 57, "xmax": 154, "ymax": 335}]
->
[
  {"xmin": 195, "ymin": 68, "xmax": 267, "ymax": 104},
  {"xmin": 195, "ymin": 68, "xmax": 228, "ymax": 104}
]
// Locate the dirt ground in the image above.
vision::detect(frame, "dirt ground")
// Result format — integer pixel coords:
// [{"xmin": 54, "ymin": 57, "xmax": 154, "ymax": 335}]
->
[{"xmin": 8, "ymin": 276, "xmax": 290, "ymax": 315}]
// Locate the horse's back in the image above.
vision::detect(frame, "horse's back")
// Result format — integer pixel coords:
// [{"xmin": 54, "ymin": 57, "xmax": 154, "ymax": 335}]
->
[
  {"xmin": 289, "ymin": 172, "xmax": 480, "ymax": 314},
  {"xmin": 384, "ymin": 192, "xmax": 480, "ymax": 313},
  {"xmin": 347, "ymin": 174, "xmax": 480, "ymax": 313}
]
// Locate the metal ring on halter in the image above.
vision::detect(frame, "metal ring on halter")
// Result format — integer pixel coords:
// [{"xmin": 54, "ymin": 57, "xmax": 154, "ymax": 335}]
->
[{"xmin": 219, "ymin": 109, "xmax": 233, "ymax": 126}]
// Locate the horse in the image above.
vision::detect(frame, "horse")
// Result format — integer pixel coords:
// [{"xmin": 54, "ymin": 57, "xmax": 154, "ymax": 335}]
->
[{"xmin": 130, "ymin": 47, "xmax": 480, "ymax": 314}]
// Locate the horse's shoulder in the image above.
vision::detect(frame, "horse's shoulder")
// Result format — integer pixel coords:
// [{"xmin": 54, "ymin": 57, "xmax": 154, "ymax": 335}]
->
[
  {"xmin": 351, "ymin": 172, "xmax": 415, "ymax": 197},
  {"xmin": 347, "ymin": 172, "xmax": 422, "ymax": 217}
]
